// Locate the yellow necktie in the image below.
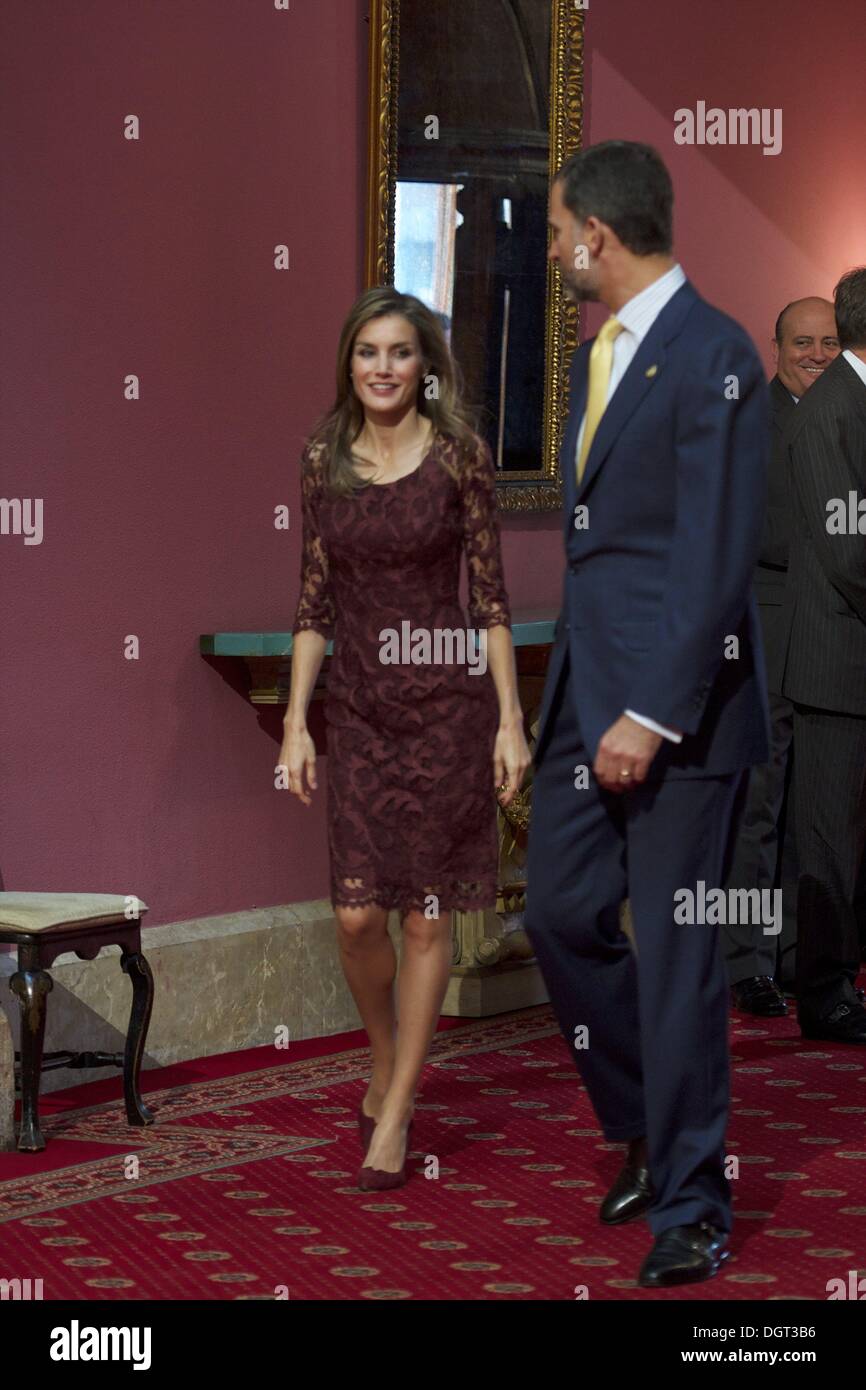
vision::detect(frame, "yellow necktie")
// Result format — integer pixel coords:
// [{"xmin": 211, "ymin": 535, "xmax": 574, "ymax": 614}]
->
[{"xmin": 577, "ymin": 315, "xmax": 624, "ymax": 483}]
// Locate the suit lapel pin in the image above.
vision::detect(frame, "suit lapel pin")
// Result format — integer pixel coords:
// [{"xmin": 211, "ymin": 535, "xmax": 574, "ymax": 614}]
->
[{"xmin": 645, "ymin": 364, "xmax": 659, "ymax": 378}]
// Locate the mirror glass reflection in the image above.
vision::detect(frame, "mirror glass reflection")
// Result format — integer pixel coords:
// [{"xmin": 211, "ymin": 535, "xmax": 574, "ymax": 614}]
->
[{"xmin": 395, "ymin": 0, "xmax": 552, "ymax": 473}]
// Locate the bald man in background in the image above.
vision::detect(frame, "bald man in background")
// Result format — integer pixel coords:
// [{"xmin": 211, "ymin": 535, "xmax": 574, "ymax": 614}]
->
[{"xmin": 723, "ymin": 298, "xmax": 840, "ymax": 1014}]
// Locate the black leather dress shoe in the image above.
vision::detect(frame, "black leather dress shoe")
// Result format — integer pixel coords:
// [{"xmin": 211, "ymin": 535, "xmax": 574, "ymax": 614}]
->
[
  {"xmin": 599, "ymin": 1138, "xmax": 654, "ymax": 1225},
  {"xmin": 799, "ymin": 998, "xmax": 866, "ymax": 1044},
  {"xmin": 731, "ymin": 975, "xmax": 787, "ymax": 1016},
  {"xmin": 638, "ymin": 1222, "xmax": 729, "ymax": 1288}
]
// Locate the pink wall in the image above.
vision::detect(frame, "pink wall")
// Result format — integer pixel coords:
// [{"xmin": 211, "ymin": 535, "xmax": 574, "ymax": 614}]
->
[
  {"xmin": 2, "ymin": 1, "xmax": 862, "ymax": 927},
  {"xmin": 582, "ymin": 0, "xmax": 866, "ymax": 349},
  {"xmin": 1, "ymin": 0, "xmax": 370, "ymax": 922}
]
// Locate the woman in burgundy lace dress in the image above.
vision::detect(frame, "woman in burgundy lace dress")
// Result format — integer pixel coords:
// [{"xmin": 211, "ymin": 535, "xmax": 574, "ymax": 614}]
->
[{"xmin": 281, "ymin": 287, "xmax": 530, "ymax": 1189}]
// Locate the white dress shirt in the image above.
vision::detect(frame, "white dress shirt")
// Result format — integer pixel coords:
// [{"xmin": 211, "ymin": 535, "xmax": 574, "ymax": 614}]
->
[
  {"xmin": 575, "ymin": 263, "xmax": 688, "ymax": 743},
  {"xmin": 843, "ymin": 347, "xmax": 866, "ymax": 389}
]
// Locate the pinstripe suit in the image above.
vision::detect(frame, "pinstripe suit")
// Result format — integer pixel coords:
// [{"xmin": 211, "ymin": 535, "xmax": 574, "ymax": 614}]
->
[
  {"xmin": 780, "ymin": 353, "xmax": 866, "ymax": 1016},
  {"xmin": 723, "ymin": 377, "xmax": 800, "ymax": 985},
  {"xmin": 758, "ymin": 377, "xmax": 800, "ymax": 685}
]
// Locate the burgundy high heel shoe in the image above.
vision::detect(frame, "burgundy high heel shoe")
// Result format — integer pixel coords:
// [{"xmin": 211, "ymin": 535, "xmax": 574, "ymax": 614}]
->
[
  {"xmin": 357, "ymin": 1102, "xmax": 377, "ymax": 1152},
  {"xmin": 356, "ymin": 1117, "xmax": 415, "ymax": 1191}
]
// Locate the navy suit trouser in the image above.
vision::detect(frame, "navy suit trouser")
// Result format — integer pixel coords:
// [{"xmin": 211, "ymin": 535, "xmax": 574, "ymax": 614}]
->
[{"xmin": 524, "ymin": 648, "xmax": 745, "ymax": 1236}]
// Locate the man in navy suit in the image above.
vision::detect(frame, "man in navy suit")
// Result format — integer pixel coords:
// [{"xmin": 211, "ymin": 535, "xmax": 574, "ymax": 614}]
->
[{"xmin": 524, "ymin": 141, "xmax": 770, "ymax": 1288}]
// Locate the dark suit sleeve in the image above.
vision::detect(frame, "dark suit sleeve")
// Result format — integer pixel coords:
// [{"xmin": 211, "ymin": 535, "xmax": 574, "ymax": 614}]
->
[
  {"xmin": 760, "ymin": 397, "xmax": 796, "ymax": 568},
  {"xmin": 625, "ymin": 335, "xmax": 769, "ymax": 734},
  {"xmin": 760, "ymin": 494, "xmax": 789, "ymax": 568},
  {"xmin": 789, "ymin": 402, "xmax": 866, "ymax": 623}
]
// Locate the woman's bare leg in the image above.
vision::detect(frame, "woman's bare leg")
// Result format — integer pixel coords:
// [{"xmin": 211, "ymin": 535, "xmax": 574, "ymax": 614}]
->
[
  {"xmin": 362, "ymin": 908, "xmax": 452, "ymax": 1172},
  {"xmin": 335, "ymin": 903, "xmax": 398, "ymax": 1117}
]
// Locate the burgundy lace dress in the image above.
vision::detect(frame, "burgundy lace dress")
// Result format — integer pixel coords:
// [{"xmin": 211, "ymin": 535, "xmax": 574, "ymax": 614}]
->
[{"xmin": 291, "ymin": 431, "xmax": 512, "ymax": 918}]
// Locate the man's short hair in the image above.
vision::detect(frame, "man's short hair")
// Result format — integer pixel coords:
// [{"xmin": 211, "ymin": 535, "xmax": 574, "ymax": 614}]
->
[
  {"xmin": 555, "ymin": 140, "xmax": 673, "ymax": 256},
  {"xmin": 834, "ymin": 268, "xmax": 866, "ymax": 350}
]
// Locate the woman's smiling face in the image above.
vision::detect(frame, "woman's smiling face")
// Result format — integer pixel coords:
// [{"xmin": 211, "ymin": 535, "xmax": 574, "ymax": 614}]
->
[{"xmin": 351, "ymin": 314, "xmax": 426, "ymax": 416}]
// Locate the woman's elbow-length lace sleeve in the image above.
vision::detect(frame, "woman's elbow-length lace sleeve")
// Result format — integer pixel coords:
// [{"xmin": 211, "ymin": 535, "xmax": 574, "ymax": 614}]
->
[
  {"xmin": 460, "ymin": 438, "xmax": 512, "ymax": 631},
  {"xmin": 291, "ymin": 444, "xmax": 336, "ymax": 640}
]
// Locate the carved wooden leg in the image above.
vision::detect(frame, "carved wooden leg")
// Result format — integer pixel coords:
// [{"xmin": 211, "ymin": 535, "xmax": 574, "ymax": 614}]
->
[
  {"xmin": 10, "ymin": 968, "xmax": 52, "ymax": 1151},
  {"xmin": 120, "ymin": 950, "xmax": 155, "ymax": 1126},
  {"xmin": 0, "ymin": 1005, "xmax": 17, "ymax": 1152}
]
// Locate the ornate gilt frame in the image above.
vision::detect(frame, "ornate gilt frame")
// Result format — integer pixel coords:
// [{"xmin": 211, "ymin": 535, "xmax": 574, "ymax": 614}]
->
[{"xmin": 364, "ymin": 0, "xmax": 584, "ymax": 513}]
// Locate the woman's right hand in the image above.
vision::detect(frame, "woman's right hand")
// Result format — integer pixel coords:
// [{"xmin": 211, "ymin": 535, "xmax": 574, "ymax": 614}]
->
[{"xmin": 279, "ymin": 722, "xmax": 318, "ymax": 805}]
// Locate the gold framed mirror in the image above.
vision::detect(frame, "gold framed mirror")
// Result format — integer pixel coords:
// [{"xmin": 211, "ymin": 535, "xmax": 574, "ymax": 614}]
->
[{"xmin": 365, "ymin": 0, "xmax": 584, "ymax": 512}]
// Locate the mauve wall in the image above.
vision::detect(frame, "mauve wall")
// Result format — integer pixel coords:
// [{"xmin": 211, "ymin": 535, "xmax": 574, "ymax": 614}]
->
[
  {"xmin": 1, "ymin": 0, "xmax": 371, "ymax": 924},
  {"xmin": 582, "ymin": 0, "xmax": 866, "ymax": 345},
  {"xmin": 1, "ymin": 1, "xmax": 862, "ymax": 927}
]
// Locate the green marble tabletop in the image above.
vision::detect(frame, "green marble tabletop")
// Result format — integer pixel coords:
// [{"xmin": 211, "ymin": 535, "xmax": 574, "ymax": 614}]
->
[{"xmin": 200, "ymin": 610, "xmax": 558, "ymax": 658}]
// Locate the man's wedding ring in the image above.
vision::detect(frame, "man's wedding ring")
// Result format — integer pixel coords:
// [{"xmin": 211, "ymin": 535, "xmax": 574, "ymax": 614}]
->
[{"xmin": 619, "ymin": 768, "xmax": 632, "ymax": 779}]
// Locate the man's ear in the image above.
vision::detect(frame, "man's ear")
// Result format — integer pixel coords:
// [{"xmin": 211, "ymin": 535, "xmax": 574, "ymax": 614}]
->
[
  {"xmin": 771, "ymin": 339, "xmax": 780, "ymax": 368},
  {"xmin": 582, "ymin": 214, "xmax": 603, "ymax": 258}
]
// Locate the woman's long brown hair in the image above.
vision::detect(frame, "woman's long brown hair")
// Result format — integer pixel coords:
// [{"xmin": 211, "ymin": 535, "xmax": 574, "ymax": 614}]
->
[{"xmin": 307, "ymin": 286, "xmax": 480, "ymax": 496}]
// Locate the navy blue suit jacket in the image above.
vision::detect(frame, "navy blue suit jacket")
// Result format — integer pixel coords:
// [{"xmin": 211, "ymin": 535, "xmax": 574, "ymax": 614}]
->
[{"xmin": 535, "ymin": 280, "xmax": 771, "ymax": 780}]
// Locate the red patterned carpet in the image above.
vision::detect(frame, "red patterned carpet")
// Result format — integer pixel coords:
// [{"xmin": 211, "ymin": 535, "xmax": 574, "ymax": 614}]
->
[{"xmin": 1, "ymin": 1005, "xmax": 865, "ymax": 1300}]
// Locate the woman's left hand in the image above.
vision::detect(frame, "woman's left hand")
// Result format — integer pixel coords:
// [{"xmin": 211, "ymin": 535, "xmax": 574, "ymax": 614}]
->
[{"xmin": 493, "ymin": 715, "xmax": 531, "ymax": 809}]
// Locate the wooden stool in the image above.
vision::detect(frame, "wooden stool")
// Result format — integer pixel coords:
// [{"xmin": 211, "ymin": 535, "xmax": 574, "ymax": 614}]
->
[{"xmin": 0, "ymin": 892, "xmax": 155, "ymax": 1152}]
